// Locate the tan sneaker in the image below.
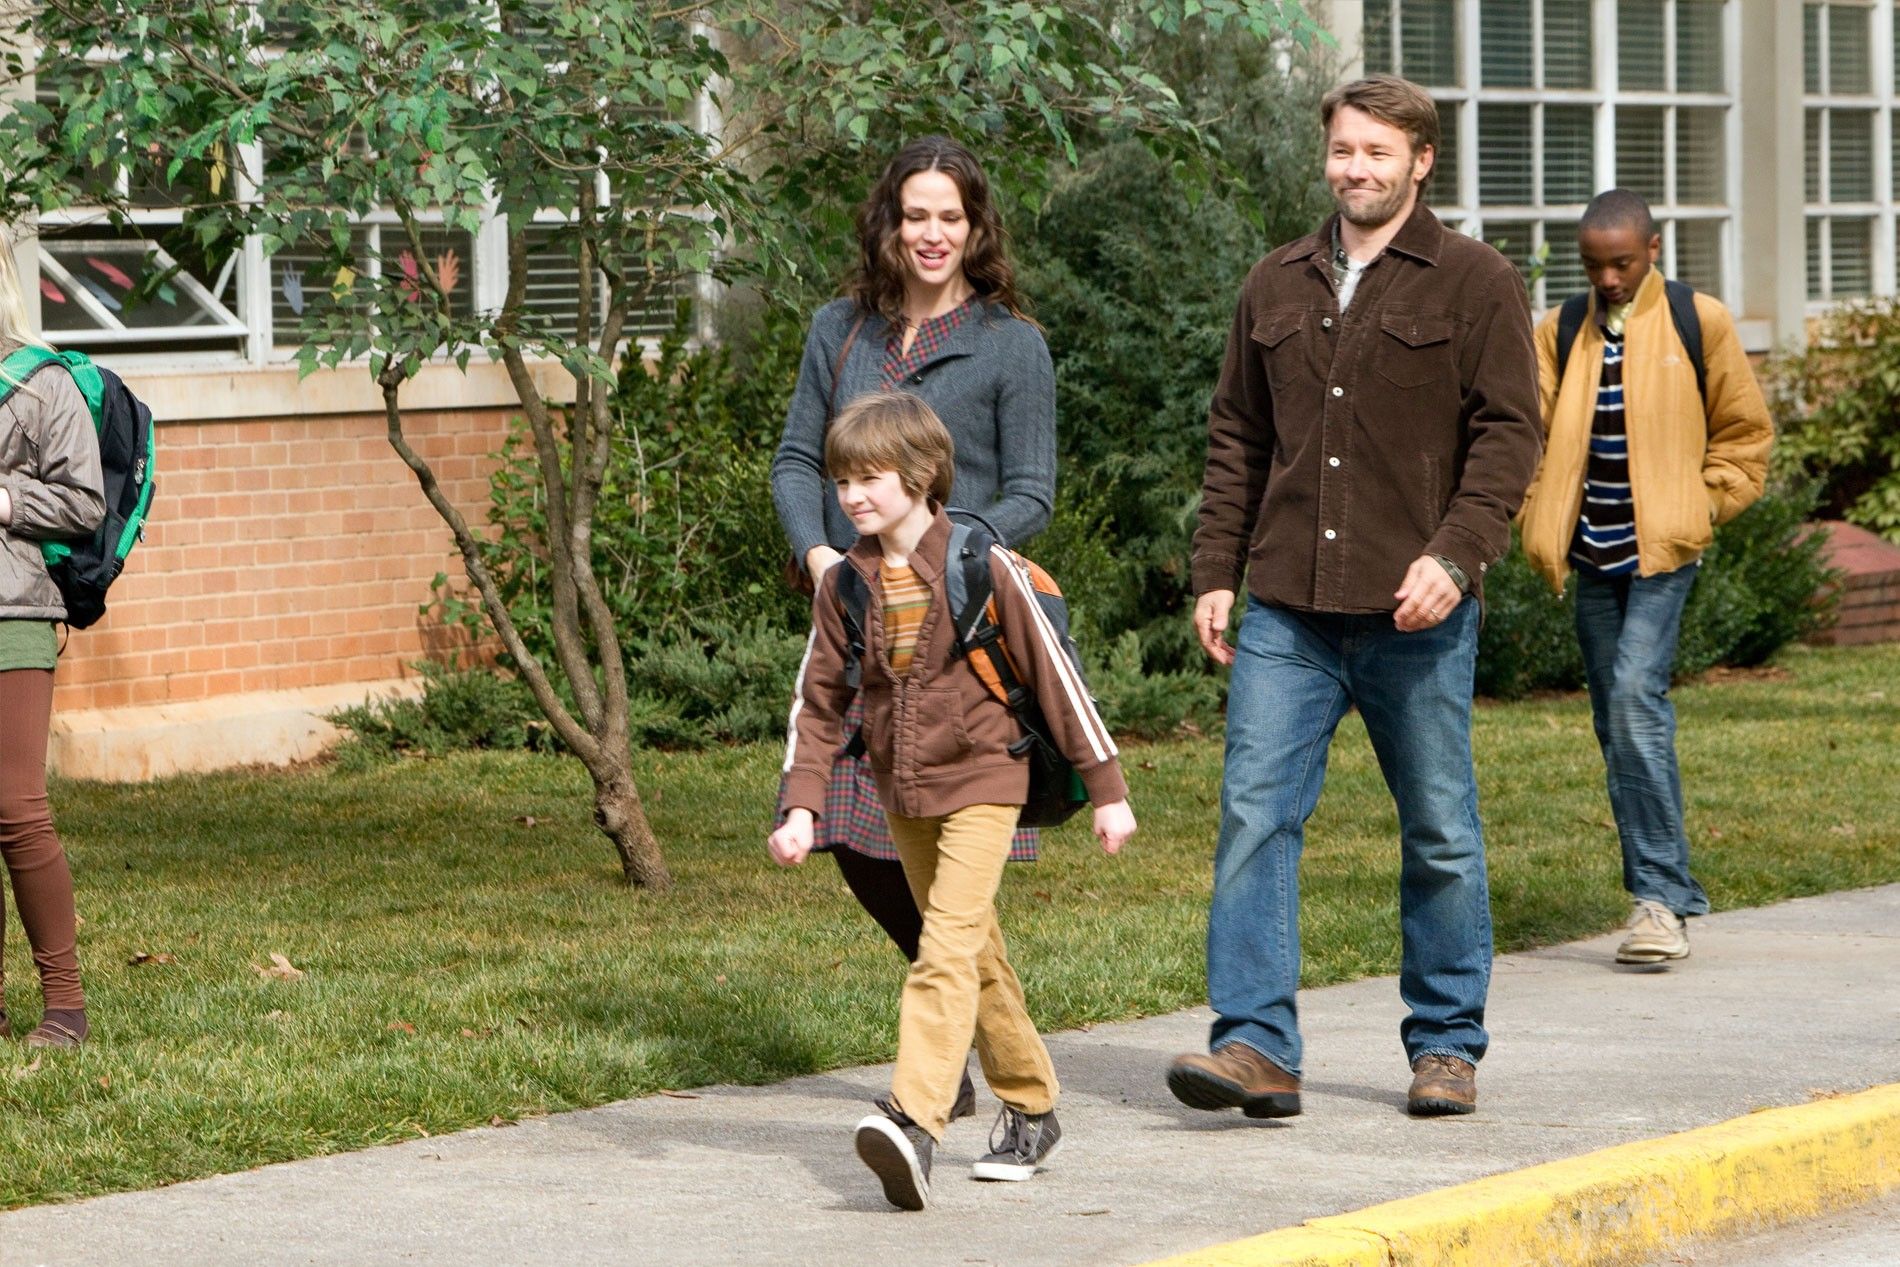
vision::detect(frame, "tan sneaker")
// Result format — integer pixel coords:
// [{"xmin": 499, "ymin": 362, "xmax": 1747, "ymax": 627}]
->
[
  {"xmin": 1407, "ymin": 1053, "xmax": 1477, "ymax": 1116},
  {"xmin": 1616, "ymin": 898, "xmax": 1690, "ymax": 964},
  {"xmin": 1166, "ymin": 1043, "xmax": 1301, "ymax": 1118}
]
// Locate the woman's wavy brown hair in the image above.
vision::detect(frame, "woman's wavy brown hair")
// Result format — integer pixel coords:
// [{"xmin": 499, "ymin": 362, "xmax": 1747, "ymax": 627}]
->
[{"xmin": 846, "ymin": 136, "xmax": 1029, "ymax": 326}]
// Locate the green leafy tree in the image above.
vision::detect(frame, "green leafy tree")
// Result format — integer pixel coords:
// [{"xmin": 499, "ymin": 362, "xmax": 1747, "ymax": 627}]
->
[{"xmin": 2, "ymin": 0, "xmax": 1318, "ymax": 890}]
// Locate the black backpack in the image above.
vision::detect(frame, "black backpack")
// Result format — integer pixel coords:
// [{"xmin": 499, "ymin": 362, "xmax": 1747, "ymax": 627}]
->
[
  {"xmin": 1555, "ymin": 278, "xmax": 1706, "ymax": 404},
  {"xmin": 0, "ymin": 347, "xmax": 156, "ymax": 629},
  {"xmin": 834, "ymin": 514, "xmax": 1093, "ymax": 828}
]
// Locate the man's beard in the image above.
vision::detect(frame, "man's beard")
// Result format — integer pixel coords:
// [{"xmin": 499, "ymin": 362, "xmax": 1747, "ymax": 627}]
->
[{"xmin": 1333, "ymin": 182, "xmax": 1412, "ymax": 229}]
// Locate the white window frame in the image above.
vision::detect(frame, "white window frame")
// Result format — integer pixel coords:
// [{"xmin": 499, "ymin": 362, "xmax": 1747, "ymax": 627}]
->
[
  {"xmin": 1802, "ymin": 1, "xmax": 1895, "ymax": 307},
  {"xmin": 1367, "ymin": 0, "xmax": 1740, "ymax": 312}
]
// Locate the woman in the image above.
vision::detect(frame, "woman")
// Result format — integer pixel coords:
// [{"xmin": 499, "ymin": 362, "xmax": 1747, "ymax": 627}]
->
[
  {"xmin": 0, "ymin": 237, "xmax": 105, "ymax": 1049},
  {"xmin": 772, "ymin": 136, "xmax": 1056, "ymax": 1112}
]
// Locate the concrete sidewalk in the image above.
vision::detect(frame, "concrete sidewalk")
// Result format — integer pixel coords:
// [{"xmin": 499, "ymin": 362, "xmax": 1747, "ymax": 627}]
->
[{"xmin": 6, "ymin": 886, "xmax": 1899, "ymax": 1267}]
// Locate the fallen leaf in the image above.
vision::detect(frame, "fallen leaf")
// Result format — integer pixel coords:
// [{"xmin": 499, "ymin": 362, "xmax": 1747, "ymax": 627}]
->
[
  {"xmin": 8, "ymin": 1056, "xmax": 42, "ymax": 1079},
  {"xmin": 387, "ymin": 1020, "xmax": 416, "ymax": 1034},
  {"xmin": 128, "ymin": 951, "xmax": 177, "ymax": 966},
  {"xmin": 659, "ymin": 1089, "xmax": 700, "ymax": 1100},
  {"xmin": 1138, "ymin": 760, "xmax": 1158, "ymax": 771},
  {"xmin": 713, "ymin": 974, "xmax": 727, "ymax": 985},
  {"xmin": 97, "ymin": 1075, "xmax": 111, "ymax": 1090},
  {"xmin": 1706, "ymin": 828, "xmax": 1723, "ymax": 839},
  {"xmin": 252, "ymin": 953, "xmax": 305, "ymax": 981},
  {"xmin": 1809, "ymin": 1087, "xmax": 1846, "ymax": 1101},
  {"xmin": 265, "ymin": 1010, "xmax": 287, "ymax": 1022},
  {"xmin": 1067, "ymin": 1208, "xmax": 1112, "ymax": 1217},
  {"xmin": 515, "ymin": 815, "xmax": 538, "ymax": 828},
  {"xmin": 489, "ymin": 1115, "xmax": 514, "ymax": 1128}
]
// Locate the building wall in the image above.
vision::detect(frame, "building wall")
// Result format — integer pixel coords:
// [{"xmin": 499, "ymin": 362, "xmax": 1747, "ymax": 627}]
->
[{"xmin": 52, "ymin": 406, "xmax": 507, "ymax": 714}]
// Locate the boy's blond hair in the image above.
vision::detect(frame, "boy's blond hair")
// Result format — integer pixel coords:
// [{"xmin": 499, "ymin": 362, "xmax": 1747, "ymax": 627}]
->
[{"xmin": 825, "ymin": 391, "xmax": 956, "ymax": 503}]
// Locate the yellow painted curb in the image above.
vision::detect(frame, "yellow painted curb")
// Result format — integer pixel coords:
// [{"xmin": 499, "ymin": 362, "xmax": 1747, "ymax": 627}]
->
[{"xmin": 1143, "ymin": 1082, "xmax": 1900, "ymax": 1267}]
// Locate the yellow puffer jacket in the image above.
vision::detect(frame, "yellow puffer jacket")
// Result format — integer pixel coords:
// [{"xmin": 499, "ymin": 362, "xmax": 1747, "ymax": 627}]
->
[{"xmin": 1517, "ymin": 269, "xmax": 1773, "ymax": 592}]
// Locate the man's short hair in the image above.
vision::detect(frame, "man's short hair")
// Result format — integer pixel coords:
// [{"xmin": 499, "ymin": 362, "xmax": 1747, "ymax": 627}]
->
[
  {"xmin": 825, "ymin": 390, "xmax": 956, "ymax": 504},
  {"xmin": 1319, "ymin": 74, "xmax": 1442, "ymax": 192},
  {"xmin": 1580, "ymin": 188, "xmax": 1659, "ymax": 239}
]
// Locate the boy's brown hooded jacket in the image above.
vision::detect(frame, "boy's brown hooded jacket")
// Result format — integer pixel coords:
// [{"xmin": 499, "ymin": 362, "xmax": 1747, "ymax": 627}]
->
[{"xmin": 781, "ymin": 510, "xmax": 1127, "ymax": 821}]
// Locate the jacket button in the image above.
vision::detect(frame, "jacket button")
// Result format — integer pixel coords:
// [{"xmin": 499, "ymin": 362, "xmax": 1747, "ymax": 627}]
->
[
  {"xmin": 1331, "ymin": 386, "xmax": 1343, "ymax": 397},
  {"xmin": 910, "ymin": 374, "xmax": 923, "ymax": 384},
  {"xmin": 1322, "ymin": 317, "xmax": 1334, "ymax": 329},
  {"xmin": 1323, "ymin": 529, "xmax": 1337, "ymax": 540}
]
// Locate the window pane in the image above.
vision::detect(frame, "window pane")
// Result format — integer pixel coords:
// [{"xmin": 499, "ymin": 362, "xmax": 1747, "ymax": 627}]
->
[
  {"xmin": 1828, "ymin": 3, "xmax": 1871, "ymax": 93},
  {"xmin": 1432, "ymin": 99, "xmax": 1462, "ymax": 203},
  {"xmin": 1483, "ymin": 219, "xmax": 1539, "ymax": 281},
  {"xmin": 1544, "ymin": 105, "xmax": 1596, "ymax": 203},
  {"xmin": 1480, "ymin": 0, "xmax": 1534, "ymax": 86},
  {"xmin": 270, "ymin": 227, "xmax": 374, "ymax": 341},
  {"xmin": 1400, "ymin": 0, "xmax": 1460, "ymax": 85},
  {"xmin": 1805, "ymin": 216, "xmax": 1823, "ymax": 297},
  {"xmin": 1829, "ymin": 215, "xmax": 1873, "ymax": 294},
  {"xmin": 521, "ymin": 224, "xmax": 601, "ymax": 340},
  {"xmin": 1803, "ymin": 4, "xmax": 1822, "ymax": 95},
  {"xmin": 1675, "ymin": 0, "xmax": 1726, "ymax": 93},
  {"xmin": 1675, "ymin": 107, "xmax": 1726, "ymax": 204},
  {"xmin": 1806, "ymin": 109, "xmax": 1823, "ymax": 202},
  {"xmin": 1828, "ymin": 108, "xmax": 1876, "ymax": 200},
  {"xmin": 1673, "ymin": 218, "xmax": 1723, "ymax": 294},
  {"xmin": 41, "ymin": 238, "xmax": 243, "ymax": 339},
  {"xmin": 1542, "ymin": 221, "xmax": 1589, "ymax": 299},
  {"xmin": 1544, "ymin": 0, "xmax": 1593, "ymax": 88},
  {"xmin": 1479, "ymin": 103, "xmax": 1535, "ymax": 203},
  {"xmin": 1616, "ymin": 106, "xmax": 1668, "ymax": 204},
  {"xmin": 1618, "ymin": 0, "xmax": 1667, "ymax": 90},
  {"xmin": 1365, "ymin": 1, "xmax": 1395, "ymax": 74}
]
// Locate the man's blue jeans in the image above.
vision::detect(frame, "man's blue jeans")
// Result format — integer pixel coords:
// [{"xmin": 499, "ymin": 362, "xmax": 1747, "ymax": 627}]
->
[
  {"xmin": 1573, "ymin": 563, "xmax": 1709, "ymax": 918},
  {"xmin": 1206, "ymin": 598, "xmax": 1492, "ymax": 1079}
]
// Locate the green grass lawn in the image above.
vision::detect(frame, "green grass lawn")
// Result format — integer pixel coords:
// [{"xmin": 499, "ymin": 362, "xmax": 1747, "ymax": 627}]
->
[{"xmin": 2, "ymin": 643, "xmax": 1895, "ymax": 1208}]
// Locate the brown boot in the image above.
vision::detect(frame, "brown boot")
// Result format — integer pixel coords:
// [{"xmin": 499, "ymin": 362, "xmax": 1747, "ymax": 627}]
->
[
  {"xmin": 1407, "ymin": 1053, "xmax": 1476, "ymax": 1116},
  {"xmin": 1167, "ymin": 1043, "xmax": 1301, "ymax": 1118}
]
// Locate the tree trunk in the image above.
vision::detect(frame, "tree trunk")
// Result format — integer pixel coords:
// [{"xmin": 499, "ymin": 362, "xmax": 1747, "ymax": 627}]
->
[{"xmin": 591, "ymin": 760, "xmax": 673, "ymax": 892}]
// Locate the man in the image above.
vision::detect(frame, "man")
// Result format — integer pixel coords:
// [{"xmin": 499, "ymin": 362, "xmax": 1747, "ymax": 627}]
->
[
  {"xmin": 1167, "ymin": 74, "xmax": 1542, "ymax": 1120},
  {"xmin": 1516, "ymin": 190, "xmax": 1771, "ymax": 967}
]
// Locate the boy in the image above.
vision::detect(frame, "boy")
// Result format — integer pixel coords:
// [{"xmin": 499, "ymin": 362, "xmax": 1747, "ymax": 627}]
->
[{"xmin": 769, "ymin": 390, "xmax": 1136, "ymax": 1212}]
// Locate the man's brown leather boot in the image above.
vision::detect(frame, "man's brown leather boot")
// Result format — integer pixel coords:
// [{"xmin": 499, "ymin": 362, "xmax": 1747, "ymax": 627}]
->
[
  {"xmin": 1166, "ymin": 1043, "xmax": 1301, "ymax": 1118},
  {"xmin": 1407, "ymin": 1053, "xmax": 1477, "ymax": 1116}
]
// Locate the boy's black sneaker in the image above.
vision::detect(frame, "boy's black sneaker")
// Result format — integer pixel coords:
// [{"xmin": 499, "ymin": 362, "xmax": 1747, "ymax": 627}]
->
[
  {"xmin": 970, "ymin": 1106, "xmax": 1062, "ymax": 1182},
  {"xmin": 855, "ymin": 1100, "xmax": 933, "ymax": 1211}
]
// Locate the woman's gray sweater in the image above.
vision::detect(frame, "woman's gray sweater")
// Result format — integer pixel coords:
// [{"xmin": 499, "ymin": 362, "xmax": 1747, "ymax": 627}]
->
[{"xmin": 771, "ymin": 297, "xmax": 1056, "ymax": 561}]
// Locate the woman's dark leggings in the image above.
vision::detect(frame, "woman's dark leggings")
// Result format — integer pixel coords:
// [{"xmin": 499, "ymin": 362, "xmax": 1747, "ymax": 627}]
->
[
  {"xmin": 0, "ymin": 670, "xmax": 85, "ymax": 1010},
  {"xmin": 832, "ymin": 847, "xmax": 922, "ymax": 962}
]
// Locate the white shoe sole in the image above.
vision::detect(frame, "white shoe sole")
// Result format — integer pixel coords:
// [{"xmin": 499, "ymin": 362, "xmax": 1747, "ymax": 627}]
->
[
  {"xmin": 971, "ymin": 1136, "xmax": 1063, "ymax": 1182},
  {"xmin": 1617, "ymin": 943, "xmax": 1690, "ymax": 964},
  {"xmin": 855, "ymin": 1115, "xmax": 930, "ymax": 1210}
]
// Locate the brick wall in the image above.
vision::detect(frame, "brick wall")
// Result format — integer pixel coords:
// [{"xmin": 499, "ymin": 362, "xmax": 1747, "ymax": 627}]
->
[{"xmin": 53, "ymin": 408, "xmax": 511, "ymax": 713}]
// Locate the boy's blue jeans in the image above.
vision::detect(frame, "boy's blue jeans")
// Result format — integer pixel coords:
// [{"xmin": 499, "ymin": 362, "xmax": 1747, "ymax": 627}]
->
[
  {"xmin": 1206, "ymin": 598, "xmax": 1492, "ymax": 1079},
  {"xmin": 1573, "ymin": 563, "xmax": 1710, "ymax": 918}
]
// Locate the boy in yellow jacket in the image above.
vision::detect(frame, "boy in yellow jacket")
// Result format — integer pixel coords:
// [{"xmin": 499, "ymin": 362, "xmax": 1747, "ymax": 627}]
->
[
  {"xmin": 769, "ymin": 390, "xmax": 1136, "ymax": 1211},
  {"xmin": 1517, "ymin": 189, "xmax": 1772, "ymax": 966}
]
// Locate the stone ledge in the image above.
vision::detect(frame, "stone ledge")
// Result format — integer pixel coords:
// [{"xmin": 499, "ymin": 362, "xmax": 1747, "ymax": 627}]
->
[{"xmin": 49, "ymin": 678, "xmax": 423, "ymax": 783}]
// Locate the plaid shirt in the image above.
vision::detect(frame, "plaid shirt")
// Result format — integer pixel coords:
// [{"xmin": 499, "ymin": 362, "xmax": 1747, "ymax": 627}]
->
[{"xmin": 883, "ymin": 297, "xmax": 975, "ymax": 386}]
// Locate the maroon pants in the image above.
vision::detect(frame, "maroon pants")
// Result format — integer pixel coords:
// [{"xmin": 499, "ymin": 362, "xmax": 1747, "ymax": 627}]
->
[{"xmin": 0, "ymin": 670, "xmax": 84, "ymax": 1010}]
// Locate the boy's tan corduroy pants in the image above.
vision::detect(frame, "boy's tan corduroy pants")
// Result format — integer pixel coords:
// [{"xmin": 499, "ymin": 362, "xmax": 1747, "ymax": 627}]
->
[{"xmin": 885, "ymin": 803, "xmax": 1058, "ymax": 1140}]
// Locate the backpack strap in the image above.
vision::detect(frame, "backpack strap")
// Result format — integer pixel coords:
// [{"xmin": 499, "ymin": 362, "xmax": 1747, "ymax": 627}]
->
[
  {"xmin": 1555, "ymin": 284, "xmax": 1706, "ymax": 406},
  {"xmin": 1663, "ymin": 278, "xmax": 1707, "ymax": 407},
  {"xmin": 1554, "ymin": 292, "xmax": 1589, "ymax": 387},
  {"xmin": 832, "ymin": 563, "xmax": 871, "ymax": 760}
]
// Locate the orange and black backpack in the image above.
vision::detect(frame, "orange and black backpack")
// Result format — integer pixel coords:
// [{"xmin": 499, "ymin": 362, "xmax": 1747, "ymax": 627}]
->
[{"xmin": 834, "ymin": 512, "xmax": 1092, "ymax": 828}]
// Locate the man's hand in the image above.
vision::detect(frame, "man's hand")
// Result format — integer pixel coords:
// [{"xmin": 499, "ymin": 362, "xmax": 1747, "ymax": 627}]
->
[
  {"xmin": 767, "ymin": 808, "xmax": 815, "ymax": 866},
  {"xmin": 1194, "ymin": 589, "xmax": 1237, "ymax": 665},
  {"xmin": 1093, "ymin": 800, "xmax": 1137, "ymax": 855},
  {"xmin": 1393, "ymin": 556, "xmax": 1463, "ymax": 633}
]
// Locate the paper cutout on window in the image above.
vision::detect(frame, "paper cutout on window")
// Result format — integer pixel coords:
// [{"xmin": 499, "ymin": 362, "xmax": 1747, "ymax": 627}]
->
[
  {"xmin": 281, "ymin": 265, "xmax": 305, "ymax": 315},
  {"xmin": 397, "ymin": 249, "xmax": 421, "ymax": 303},
  {"xmin": 39, "ymin": 278, "xmax": 66, "ymax": 304},
  {"xmin": 76, "ymin": 276, "xmax": 124, "ymax": 312},
  {"xmin": 86, "ymin": 256, "xmax": 134, "ymax": 290},
  {"xmin": 435, "ymin": 249, "xmax": 460, "ymax": 295},
  {"xmin": 332, "ymin": 265, "xmax": 356, "ymax": 300}
]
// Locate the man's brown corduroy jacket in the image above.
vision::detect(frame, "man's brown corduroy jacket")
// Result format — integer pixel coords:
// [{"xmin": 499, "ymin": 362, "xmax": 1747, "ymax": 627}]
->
[
  {"xmin": 781, "ymin": 509, "xmax": 1127, "ymax": 822},
  {"xmin": 1192, "ymin": 204, "xmax": 1544, "ymax": 612}
]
